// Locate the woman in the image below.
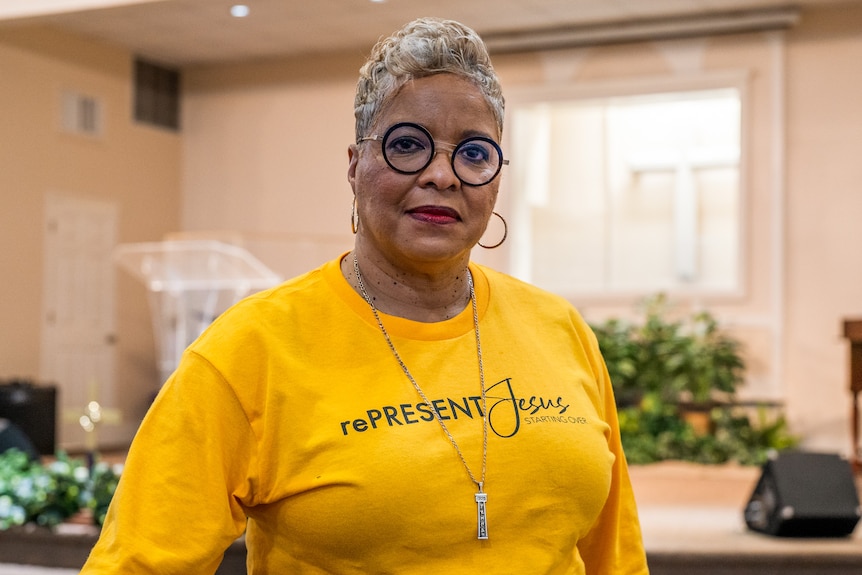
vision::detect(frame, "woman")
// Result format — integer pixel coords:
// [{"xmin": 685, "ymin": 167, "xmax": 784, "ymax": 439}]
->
[{"xmin": 81, "ymin": 17, "xmax": 649, "ymax": 574}]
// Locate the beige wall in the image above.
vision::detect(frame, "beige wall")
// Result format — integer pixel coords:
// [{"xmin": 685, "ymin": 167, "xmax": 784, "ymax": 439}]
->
[
  {"xmin": 0, "ymin": 26, "xmax": 181, "ymax": 447},
  {"xmin": 784, "ymin": 6, "xmax": 862, "ymax": 449},
  {"xmin": 2, "ymin": 4, "xmax": 862, "ymax": 454},
  {"xmin": 181, "ymin": 55, "xmax": 362, "ymax": 278}
]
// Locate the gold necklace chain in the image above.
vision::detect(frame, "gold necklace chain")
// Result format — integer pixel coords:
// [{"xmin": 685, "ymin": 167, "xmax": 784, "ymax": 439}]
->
[{"xmin": 352, "ymin": 254, "xmax": 490, "ymax": 517}]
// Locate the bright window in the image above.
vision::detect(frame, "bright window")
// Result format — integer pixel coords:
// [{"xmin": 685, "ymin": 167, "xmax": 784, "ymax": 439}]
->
[{"xmin": 508, "ymin": 88, "xmax": 742, "ymax": 298}]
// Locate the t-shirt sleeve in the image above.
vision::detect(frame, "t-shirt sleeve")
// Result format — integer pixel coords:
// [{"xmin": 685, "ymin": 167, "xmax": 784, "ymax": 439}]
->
[
  {"xmin": 80, "ymin": 350, "xmax": 257, "ymax": 574},
  {"xmin": 575, "ymin": 321, "xmax": 651, "ymax": 574}
]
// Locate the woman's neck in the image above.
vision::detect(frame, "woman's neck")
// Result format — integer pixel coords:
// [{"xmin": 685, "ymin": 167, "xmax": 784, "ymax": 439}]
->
[{"xmin": 342, "ymin": 250, "xmax": 472, "ymax": 323}]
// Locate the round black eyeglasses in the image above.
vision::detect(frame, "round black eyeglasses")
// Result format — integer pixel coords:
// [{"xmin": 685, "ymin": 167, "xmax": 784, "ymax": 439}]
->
[{"xmin": 359, "ymin": 122, "xmax": 508, "ymax": 187}]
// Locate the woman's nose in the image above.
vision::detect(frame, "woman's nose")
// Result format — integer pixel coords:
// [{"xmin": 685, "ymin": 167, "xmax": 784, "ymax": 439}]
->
[{"xmin": 419, "ymin": 147, "xmax": 460, "ymax": 189}]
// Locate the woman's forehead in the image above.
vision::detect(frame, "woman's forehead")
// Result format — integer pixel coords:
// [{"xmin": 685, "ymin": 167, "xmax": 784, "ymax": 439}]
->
[{"xmin": 373, "ymin": 75, "xmax": 499, "ymax": 139}]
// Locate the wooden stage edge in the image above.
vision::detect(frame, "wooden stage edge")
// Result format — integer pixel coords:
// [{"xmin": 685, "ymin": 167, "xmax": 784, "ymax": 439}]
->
[{"xmin": 0, "ymin": 461, "xmax": 859, "ymax": 575}]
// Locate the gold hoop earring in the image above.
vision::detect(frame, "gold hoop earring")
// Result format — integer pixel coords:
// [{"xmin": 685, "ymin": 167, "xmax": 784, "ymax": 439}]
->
[
  {"xmin": 351, "ymin": 198, "xmax": 359, "ymax": 234},
  {"xmin": 478, "ymin": 211, "xmax": 507, "ymax": 249}
]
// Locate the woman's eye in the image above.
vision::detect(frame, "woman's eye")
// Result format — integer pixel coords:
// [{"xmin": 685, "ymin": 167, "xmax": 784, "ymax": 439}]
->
[
  {"xmin": 458, "ymin": 142, "xmax": 492, "ymax": 164},
  {"xmin": 387, "ymin": 136, "xmax": 427, "ymax": 155}
]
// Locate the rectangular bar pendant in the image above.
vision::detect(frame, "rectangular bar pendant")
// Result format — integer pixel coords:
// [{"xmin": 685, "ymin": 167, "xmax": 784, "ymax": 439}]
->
[{"xmin": 475, "ymin": 491, "xmax": 488, "ymax": 540}]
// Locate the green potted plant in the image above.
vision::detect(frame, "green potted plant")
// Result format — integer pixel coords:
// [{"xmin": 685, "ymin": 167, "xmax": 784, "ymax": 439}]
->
[
  {"xmin": 591, "ymin": 294, "xmax": 797, "ymax": 465},
  {"xmin": 592, "ymin": 294, "xmax": 744, "ymax": 408},
  {"xmin": 0, "ymin": 449, "xmax": 121, "ymax": 530}
]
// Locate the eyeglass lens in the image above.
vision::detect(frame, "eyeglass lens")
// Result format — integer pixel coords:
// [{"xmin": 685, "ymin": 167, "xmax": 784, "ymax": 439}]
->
[{"xmin": 382, "ymin": 123, "xmax": 503, "ymax": 186}]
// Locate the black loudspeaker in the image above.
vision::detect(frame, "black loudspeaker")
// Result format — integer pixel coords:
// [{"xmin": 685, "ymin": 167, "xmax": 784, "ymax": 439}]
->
[
  {"xmin": 0, "ymin": 380, "xmax": 57, "ymax": 456},
  {"xmin": 744, "ymin": 451, "xmax": 861, "ymax": 537},
  {"xmin": 0, "ymin": 420, "xmax": 40, "ymax": 460}
]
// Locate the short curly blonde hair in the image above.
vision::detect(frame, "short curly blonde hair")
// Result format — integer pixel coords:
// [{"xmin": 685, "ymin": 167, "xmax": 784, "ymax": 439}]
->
[{"xmin": 354, "ymin": 17, "xmax": 505, "ymax": 142}]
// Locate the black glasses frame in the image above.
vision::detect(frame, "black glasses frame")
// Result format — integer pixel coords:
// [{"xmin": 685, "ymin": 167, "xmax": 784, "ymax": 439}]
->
[{"xmin": 360, "ymin": 122, "xmax": 508, "ymax": 186}]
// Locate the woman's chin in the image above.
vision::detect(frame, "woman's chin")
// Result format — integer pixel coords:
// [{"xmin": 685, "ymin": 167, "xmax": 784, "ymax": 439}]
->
[{"xmin": 394, "ymin": 240, "xmax": 473, "ymax": 267}]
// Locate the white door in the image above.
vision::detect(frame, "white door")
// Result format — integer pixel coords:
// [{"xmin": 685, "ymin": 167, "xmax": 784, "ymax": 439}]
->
[{"xmin": 41, "ymin": 192, "xmax": 118, "ymax": 450}]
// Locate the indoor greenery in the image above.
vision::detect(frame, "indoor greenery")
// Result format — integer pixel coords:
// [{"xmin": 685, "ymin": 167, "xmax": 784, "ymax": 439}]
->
[
  {"xmin": 0, "ymin": 449, "xmax": 121, "ymax": 530},
  {"xmin": 591, "ymin": 294, "xmax": 798, "ymax": 465},
  {"xmin": 0, "ymin": 294, "xmax": 795, "ymax": 528}
]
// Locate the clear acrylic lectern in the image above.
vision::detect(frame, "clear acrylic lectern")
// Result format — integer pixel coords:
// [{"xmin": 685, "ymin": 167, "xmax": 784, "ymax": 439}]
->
[{"xmin": 114, "ymin": 240, "xmax": 282, "ymax": 385}]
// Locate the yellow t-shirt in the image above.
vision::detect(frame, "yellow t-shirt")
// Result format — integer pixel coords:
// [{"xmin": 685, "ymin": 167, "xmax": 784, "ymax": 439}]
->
[{"xmin": 81, "ymin": 256, "xmax": 649, "ymax": 574}]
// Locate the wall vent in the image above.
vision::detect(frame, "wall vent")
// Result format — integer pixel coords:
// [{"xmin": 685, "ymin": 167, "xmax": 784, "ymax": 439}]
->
[
  {"xmin": 61, "ymin": 91, "xmax": 103, "ymax": 136},
  {"xmin": 134, "ymin": 58, "xmax": 181, "ymax": 131}
]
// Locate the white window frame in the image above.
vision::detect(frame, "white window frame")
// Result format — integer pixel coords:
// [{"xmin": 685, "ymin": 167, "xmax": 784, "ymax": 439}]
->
[{"xmin": 500, "ymin": 70, "xmax": 751, "ymax": 302}]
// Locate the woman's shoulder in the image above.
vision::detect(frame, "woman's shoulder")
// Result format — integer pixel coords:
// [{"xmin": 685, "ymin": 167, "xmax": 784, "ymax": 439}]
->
[
  {"xmin": 191, "ymin": 258, "xmax": 339, "ymax": 347},
  {"xmin": 230, "ymin": 257, "xmax": 343, "ymax": 312},
  {"xmin": 474, "ymin": 263, "xmax": 597, "ymax": 335},
  {"xmin": 475, "ymin": 264, "xmax": 576, "ymax": 311}
]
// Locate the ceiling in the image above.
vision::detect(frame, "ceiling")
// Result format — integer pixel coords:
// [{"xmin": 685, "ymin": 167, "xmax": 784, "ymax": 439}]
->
[{"xmin": 1, "ymin": 0, "xmax": 859, "ymax": 67}]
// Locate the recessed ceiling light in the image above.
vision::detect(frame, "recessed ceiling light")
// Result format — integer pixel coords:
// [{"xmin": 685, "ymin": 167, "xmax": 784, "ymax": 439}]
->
[{"xmin": 230, "ymin": 5, "xmax": 250, "ymax": 17}]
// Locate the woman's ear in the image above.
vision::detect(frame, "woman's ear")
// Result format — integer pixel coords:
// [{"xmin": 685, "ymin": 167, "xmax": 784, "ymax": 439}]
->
[{"xmin": 347, "ymin": 144, "xmax": 359, "ymax": 192}]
